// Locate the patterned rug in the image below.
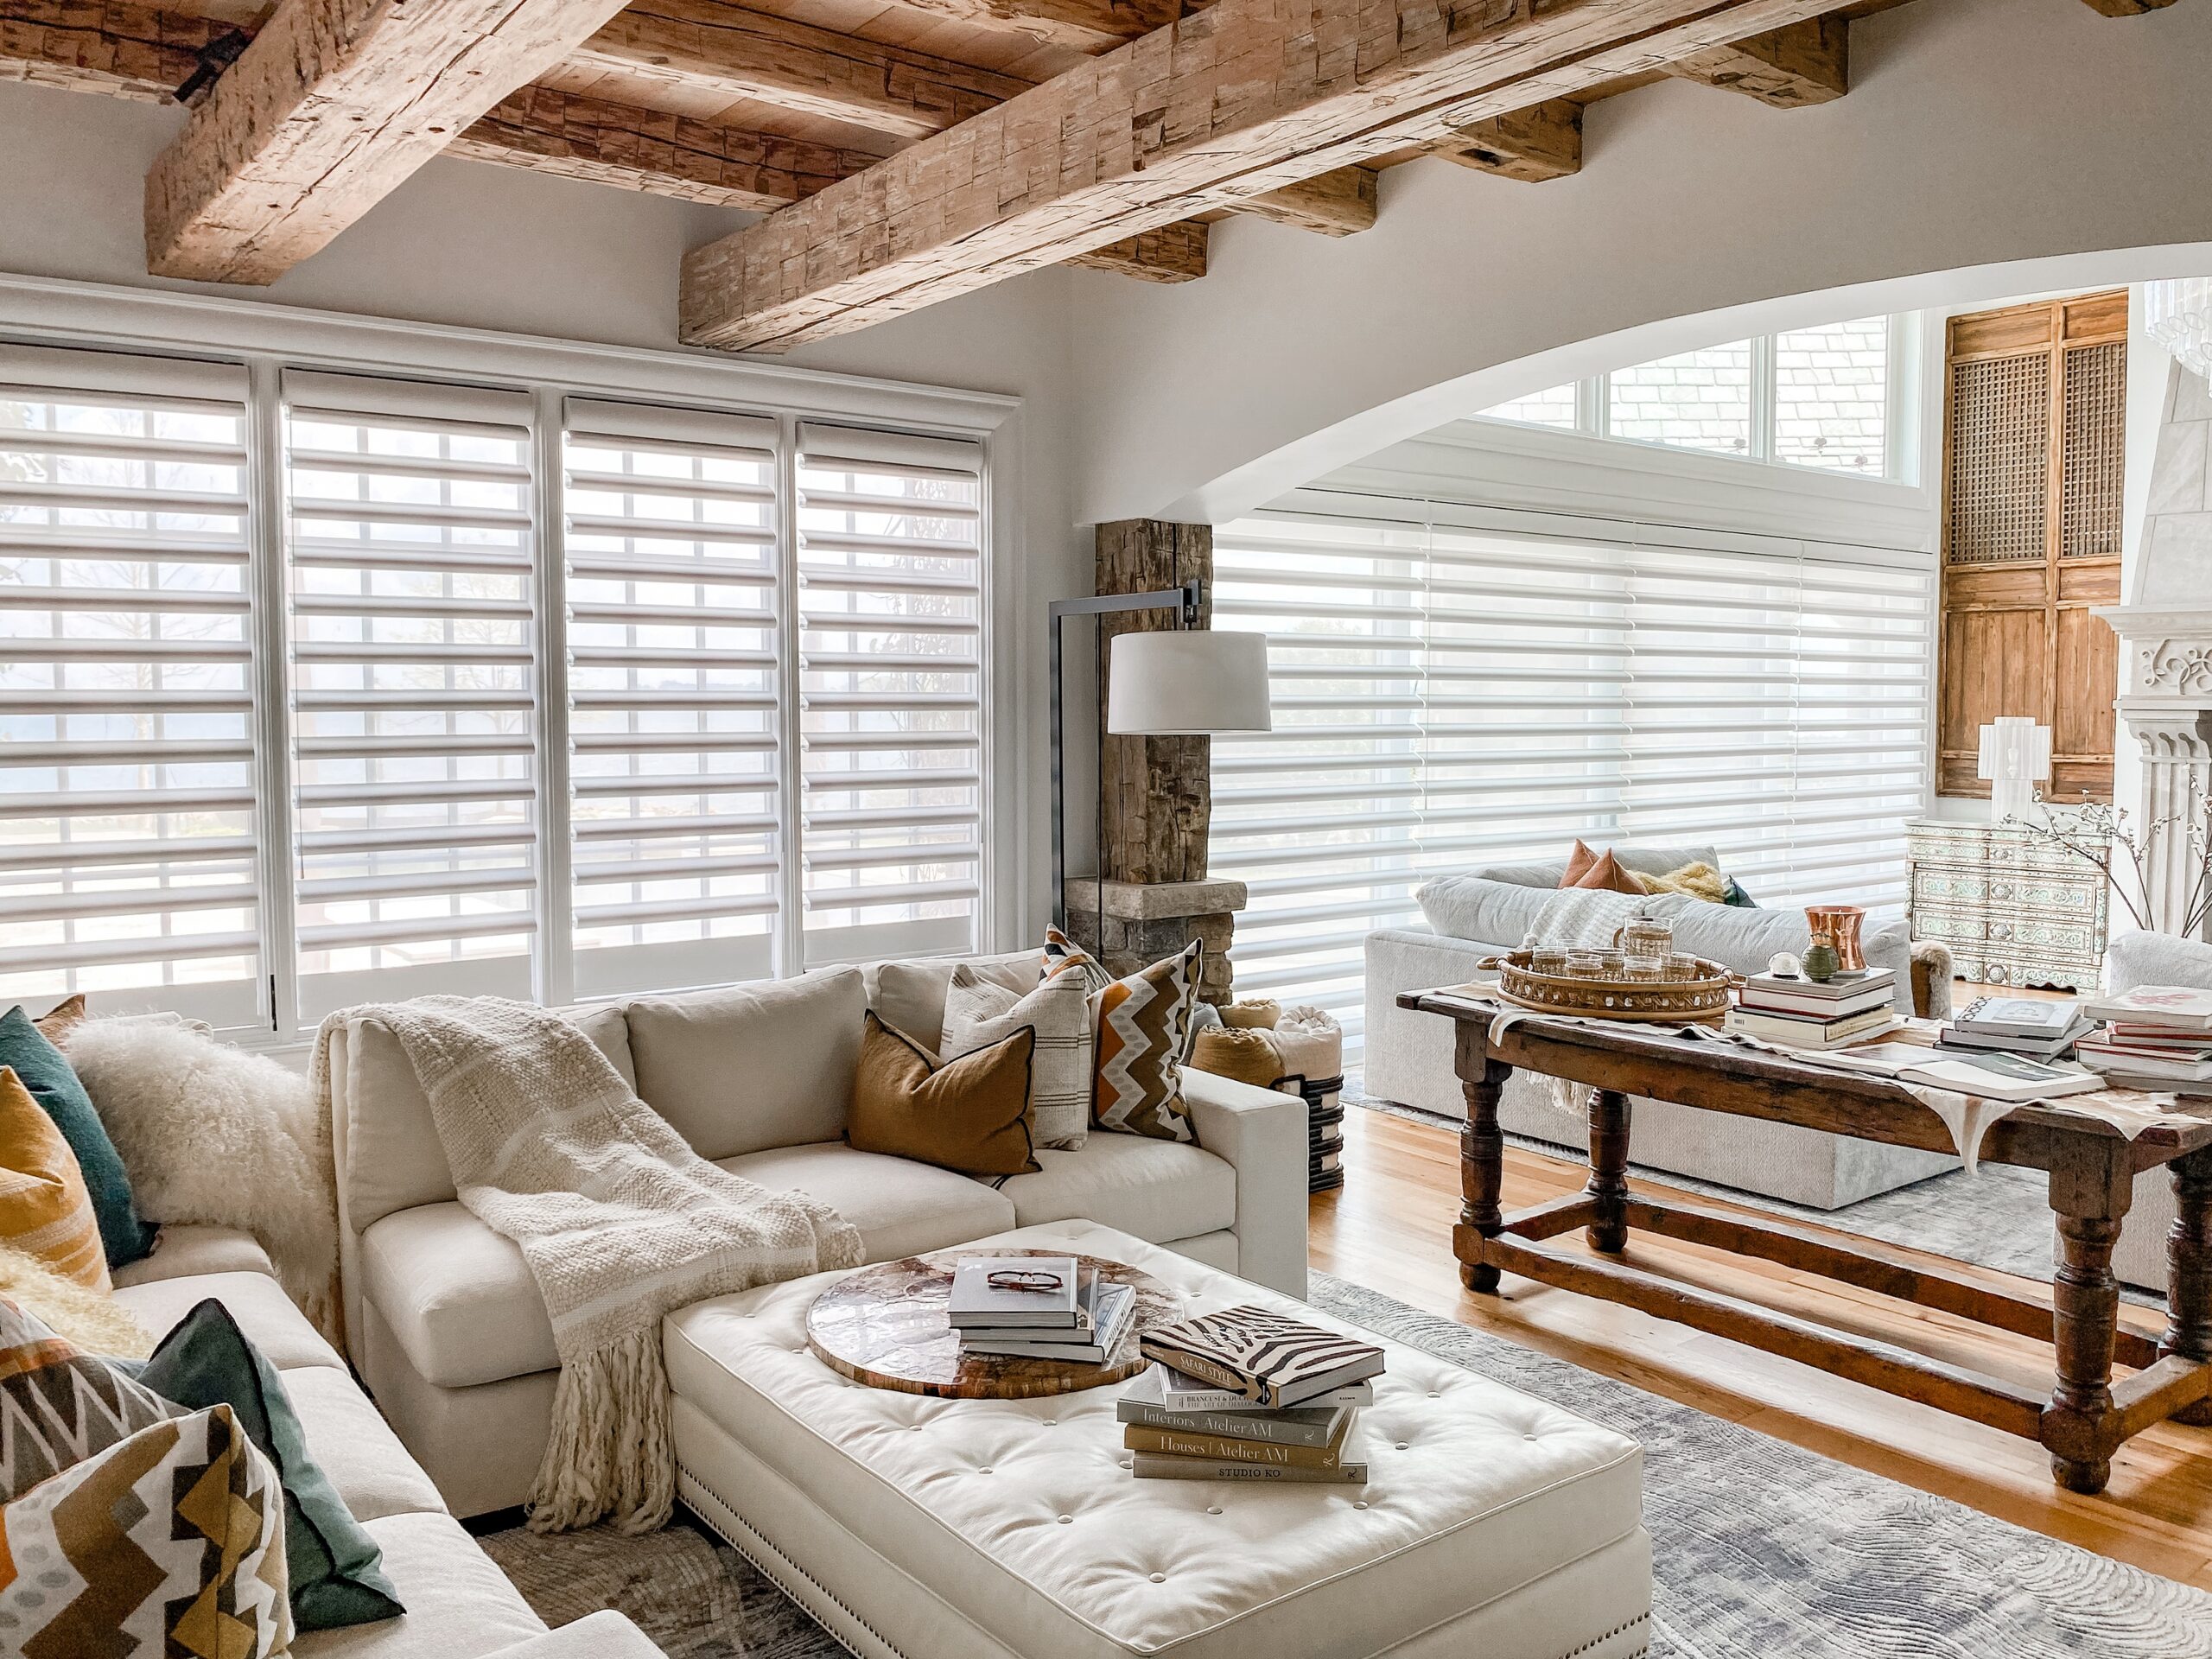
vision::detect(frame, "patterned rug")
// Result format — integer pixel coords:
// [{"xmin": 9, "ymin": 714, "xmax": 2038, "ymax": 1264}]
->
[{"xmin": 482, "ymin": 1271, "xmax": 2212, "ymax": 1658}]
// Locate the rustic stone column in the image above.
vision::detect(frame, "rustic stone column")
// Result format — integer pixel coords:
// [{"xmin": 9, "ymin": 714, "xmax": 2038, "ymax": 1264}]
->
[{"xmin": 1069, "ymin": 519, "xmax": 1248, "ymax": 1003}]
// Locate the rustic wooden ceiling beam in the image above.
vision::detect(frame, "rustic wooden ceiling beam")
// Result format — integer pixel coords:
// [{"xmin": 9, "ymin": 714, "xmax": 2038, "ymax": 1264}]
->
[
  {"xmin": 572, "ymin": 0, "xmax": 1026, "ymax": 141},
  {"xmin": 451, "ymin": 84, "xmax": 879, "ymax": 208},
  {"xmin": 880, "ymin": 0, "xmax": 1183, "ymax": 53},
  {"xmin": 678, "ymin": 0, "xmax": 1850, "ymax": 351},
  {"xmin": 1435, "ymin": 99, "xmax": 1582, "ymax": 181},
  {"xmin": 1663, "ymin": 16, "xmax": 1847, "ymax": 105},
  {"xmin": 0, "ymin": 0, "xmax": 218, "ymax": 101},
  {"xmin": 1223, "ymin": 165, "xmax": 1376, "ymax": 235},
  {"xmin": 1067, "ymin": 220, "xmax": 1208, "ymax": 280},
  {"xmin": 144, "ymin": 0, "xmax": 643, "ymax": 283}
]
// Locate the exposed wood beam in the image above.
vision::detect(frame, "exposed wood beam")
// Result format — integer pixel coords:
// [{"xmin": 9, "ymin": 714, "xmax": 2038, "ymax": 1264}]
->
[
  {"xmin": 877, "ymin": 0, "xmax": 1182, "ymax": 53},
  {"xmin": 2077, "ymin": 0, "xmax": 2178, "ymax": 12},
  {"xmin": 1227, "ymin": 166, "xmax": 1376, "ymax": 236},
  {"xmin": 0, "ymin": 0, "xmax": 215, "ymax": 100},
  {"xmin": 573, "ymin": 0, "xmax": 1026, "ymax": 142},
  {"xmin": 1067, "ymin": 220, "xmax": 1208, "ymax": 281},
  {"xmin": 144, "ymin": 0, "xmax": 640, "ymax": 283},
  {"xmin": 1663, "ymin": 16, "xmax": 1847, "ymax": 105},
  {"xmin": 1436, "ymin": 99, "xmax": 1582, "ymax": 181},
  {"xmin": 450, "ymin": 85, "xmax": 878, "ymax": 208},
  {"xmin": 679, "ymin": 0, "xmax": 1848, "ymax": 351}
]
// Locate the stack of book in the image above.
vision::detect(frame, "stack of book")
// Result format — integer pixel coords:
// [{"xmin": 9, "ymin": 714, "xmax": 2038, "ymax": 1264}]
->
[
  {"xmin": 1125, "ymin": 1306, "xmax": 1386, "ymax": 1484},
  {"xmin": 1725, "ymin": 967, "xmax": 1900, "ymax": 1050},
  {"xmin": 1936, "ymin": 996, "xmax": 2093, "ymax": 1059},
  {"xmin": 947, "ymin": 1255, "xmax": 1136, "ymax": 1363},
  {"xmin": 2077, "ymin": 986, "xmax": 2212, "ymax": 1082}
]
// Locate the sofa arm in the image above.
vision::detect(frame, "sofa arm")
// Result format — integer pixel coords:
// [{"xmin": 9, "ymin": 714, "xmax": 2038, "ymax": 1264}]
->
[
  {"xmin": 482, "ymin": 1611, "xmax": 668, "ymax": 1658},
  {"xmin": 1184, "ymin": 1067, "xmax": 1308, "ymax": 1300}
]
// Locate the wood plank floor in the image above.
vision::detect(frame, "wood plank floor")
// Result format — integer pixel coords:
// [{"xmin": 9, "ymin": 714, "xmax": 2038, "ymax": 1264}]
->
[{"xmin": 1311, "ymin": 1107, "xmax": 2212, "ymax": 1586}]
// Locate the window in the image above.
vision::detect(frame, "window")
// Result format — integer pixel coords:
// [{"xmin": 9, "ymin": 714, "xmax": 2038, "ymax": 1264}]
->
[
  {"xmin": 0, "ymin": 348, "xmax": 261, "ymax": 1029},
  {"xmin": 1209, "ymin": 505, "xmax": 1934, "ymax": 1052},
  {"xmin": 796, "ymin": 426, "xmax": 985, "ymax": 968},
  {"xmin": 0, "ymin": 345, "xmax": 995, "ymax": 1033},
  {"xmin": 562, "ymin": 400, "xmax": 782, "ymax": 1000},
  {"xmin": 1475, "ymin": 315, "xmax": 1910, "ymax": 480}
]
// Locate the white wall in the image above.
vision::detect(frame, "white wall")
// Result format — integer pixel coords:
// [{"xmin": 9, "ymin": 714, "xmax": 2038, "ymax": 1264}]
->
[
  {"xmin": 0, "ymin": 79, "xmax": 1088, "ymax": 940},
  {"xmin": 1067, "ymin": 0, "xmax": 2212, "ymax": 527}
]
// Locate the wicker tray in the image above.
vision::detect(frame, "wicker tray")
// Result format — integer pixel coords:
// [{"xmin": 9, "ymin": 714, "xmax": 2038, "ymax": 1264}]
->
[{"xmin": 1478, "ymin": 949, "xmax": 1734, "ymax": 1024}]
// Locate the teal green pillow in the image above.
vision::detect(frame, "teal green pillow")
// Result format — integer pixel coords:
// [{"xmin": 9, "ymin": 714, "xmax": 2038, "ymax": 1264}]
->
[
  {"xmin": 0, "ymin": 1007, "xmax": 155, "ymax": 1268},
  {"xmin": 130, "ymin": 1299, "xmax": 404, "ymax": 1630}
]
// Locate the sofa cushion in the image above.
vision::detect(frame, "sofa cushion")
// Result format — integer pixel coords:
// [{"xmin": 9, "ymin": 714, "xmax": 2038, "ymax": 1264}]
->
[
  {"xmin": 868, "ymin": 951, "xmax": 1041, "ymax": 1055},
  {"xmin": 1414, "ymin": 876, "xmax": 1554, "ymax": 947},
  {"xmin": 627, "ymin": 969, "xmax": 865, "ymax": 1160},
  {"xmin": 290, "ymin": 1510, "xmax": 543, "ymax": 1659},
  {"xmin": 114, "ymin": 1268, "xmax": 346, "ymax": 1374},
  {"xmin": 363, "ymin": 1145, "xmax": 1018, "ymax": 1389},
  {"xmin": 847, "ymin": 1014, "xmax": 1039, "ymax": 1178},
  {"xmin": 996, "ymin": 1133, "xmax": 1236, "ymax": 1243},
  {"xmin": 112, "ymin": 1221, "xmax": 276, "ymax": 1287},
  {"xmin": 340, "ymin": 1004, "xmax": 632, "ymax": 1236},
  {"xmin": 280, "ymin": 1363, "xmax": 448, "ymax": 1524}
]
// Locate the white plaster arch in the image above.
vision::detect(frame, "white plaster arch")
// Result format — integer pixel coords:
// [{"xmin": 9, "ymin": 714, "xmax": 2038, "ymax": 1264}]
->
[{"xmin": 1065, "ymin": 0, "xmax": 2212, "ymax": 524}]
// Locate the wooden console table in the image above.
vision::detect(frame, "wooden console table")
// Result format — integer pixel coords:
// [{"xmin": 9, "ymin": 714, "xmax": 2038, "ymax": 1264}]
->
[{"xmin": 1400, "ymin": 989, "xmax": 2212, "ymax": 1495}]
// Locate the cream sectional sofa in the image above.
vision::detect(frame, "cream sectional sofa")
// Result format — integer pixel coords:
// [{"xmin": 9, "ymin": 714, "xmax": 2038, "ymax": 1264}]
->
[
  {"xmin": 111, "ymin": 1226, "xmax": 661, "ymax": 1658},
  {"xmin": 1363, "ymin": 847, "xmax": 1956, "ymax": 1210},
  {"xmin": 329, "ymin": 951, "xmax": 1309, "ymax": 1518}
]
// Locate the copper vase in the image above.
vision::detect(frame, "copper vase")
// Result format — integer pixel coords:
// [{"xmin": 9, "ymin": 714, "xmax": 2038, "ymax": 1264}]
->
[{"xmin": 1803, "ymin": 905, "xmax": 1866, "ymax": 971}]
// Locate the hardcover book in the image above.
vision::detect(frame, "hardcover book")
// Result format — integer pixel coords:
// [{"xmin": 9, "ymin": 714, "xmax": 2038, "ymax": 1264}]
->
[
  {"xmin": 947, "ymin": 1256, "xmax": 1083, "ymax": 1328},
  {"xmin": 1954, "ymin": 997, "xmax": 2086, "ymax": 1039},
  {"xmin": 960, "ymin": 1284, "xmax": 1134, "ymax": 1363},
  {"xmin": 1154, "ymin": 1364, "xmax": 1373, "ymax": 1415},
  {"xmin": 1118, "ymin": 1367, "xmax": 1352, "ymax": 1446},
  {"xmin": 1129, "ymin": 1453, "xmax": 1367, "ymax": 1484},
  {"xmin": 2081, "ymin": 986, "xmax": 2212, "ymax": 1032},
  {"xmin": 1122, "ymin": 1421, "xmax": 1353, "ymax": 1470},
  {"xmin": 1138, "ymin": 1306, "xmax": 1384, "ymax": 1409}
]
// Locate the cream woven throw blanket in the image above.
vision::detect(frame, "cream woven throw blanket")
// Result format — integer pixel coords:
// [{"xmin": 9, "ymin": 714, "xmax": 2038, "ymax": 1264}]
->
[{"xmin": 311, "ymin": 996, "xmax": 861, "ymax": 1534}]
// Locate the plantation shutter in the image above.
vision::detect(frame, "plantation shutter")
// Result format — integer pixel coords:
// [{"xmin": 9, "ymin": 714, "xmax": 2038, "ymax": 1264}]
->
[
  {"xmin": 562, "ymin": 398, "xmax": 784, "ymax": 997},
  {"xmin": 795, "ymin": 423, "xmax": 985, "ymax": 966},
  {"xmin": 0, "ymin": 346, "xmax": 262, "ymax": 1027},
  {"xmin": 282, "ymin": 372, "xmax": 540, "ymax": 1019}
]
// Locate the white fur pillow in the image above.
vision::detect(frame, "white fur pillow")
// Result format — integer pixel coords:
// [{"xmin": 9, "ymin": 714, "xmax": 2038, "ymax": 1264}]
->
[
  {"xmin": 941, "ymin": 967, "xmax": 1091, "ymax": 1151},
  {"xmin": 60, "ymin": 1019, "xmax": 336, "ymax": 1336}
]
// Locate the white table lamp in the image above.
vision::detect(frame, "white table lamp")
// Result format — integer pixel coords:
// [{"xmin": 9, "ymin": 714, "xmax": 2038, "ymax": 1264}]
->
[{"xmin": 1978, "ymin": 716, "xmax": 2051, "ymax": 820}]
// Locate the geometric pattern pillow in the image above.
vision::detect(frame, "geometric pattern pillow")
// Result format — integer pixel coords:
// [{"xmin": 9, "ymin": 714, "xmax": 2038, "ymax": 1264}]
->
[
  {"xmin": 0, "ymin": 1298, "xmax": 176, "ymax": 1503},
  {"xmin": 1091, "ymin": 938, "xmax": 1203, "ymax": 1143},
  {"xmin": 1040, "ymin": 925, "xmax": 1109, "ymax": 994},
  {"xmin": 0, "ymin": 1402, "xmax": 291, "ymax": 1657}
]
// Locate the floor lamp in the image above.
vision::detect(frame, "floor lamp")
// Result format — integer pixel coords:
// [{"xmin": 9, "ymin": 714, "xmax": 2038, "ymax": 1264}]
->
[{"xmin": 1047, "ymin": 580, "xmax": 1272, "ymax": 932}]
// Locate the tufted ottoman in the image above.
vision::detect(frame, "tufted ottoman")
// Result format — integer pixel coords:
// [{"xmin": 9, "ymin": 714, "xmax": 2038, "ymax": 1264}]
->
[{"xmin": 664, "ymin": 1219, "xmax": 1650, "ymax": 1659}]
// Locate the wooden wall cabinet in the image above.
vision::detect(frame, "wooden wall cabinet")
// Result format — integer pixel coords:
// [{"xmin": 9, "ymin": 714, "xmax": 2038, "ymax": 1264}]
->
[{"xmin": 1938, "ymin": 291, "xmax": 2126, "ymax": 804}]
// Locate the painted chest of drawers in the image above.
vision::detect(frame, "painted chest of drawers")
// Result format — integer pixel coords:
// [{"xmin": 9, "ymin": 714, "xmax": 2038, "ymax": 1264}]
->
[{"xmin": 1906, "ymin": 818, "xmax": 2110, "ymax": 992}]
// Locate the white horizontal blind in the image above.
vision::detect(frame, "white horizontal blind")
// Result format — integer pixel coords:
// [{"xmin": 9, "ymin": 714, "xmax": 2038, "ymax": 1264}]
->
[
  {"xmin": 796, "ymin": 424, "xmax": 984, "ymax": 966},
  {"xmin": 1211, "ymin": 504, "xmax": 1934, "ymax": 1055},
  {"xmin": 563, "ymin": 400, "xmax": 783, "ymax": 998},
  {"xmin": 283, "ymin": 372, "xmax": 540, "ymax": 1020},
  {"xmin": 0, "ymin": 347, "xmax": 262, "ymax": 1027}
]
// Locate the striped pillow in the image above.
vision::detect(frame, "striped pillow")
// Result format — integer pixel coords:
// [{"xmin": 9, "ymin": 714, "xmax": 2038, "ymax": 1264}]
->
[{"xmin": 0, "ymin": 1067, "xmax": 110, "ymax": 1290}]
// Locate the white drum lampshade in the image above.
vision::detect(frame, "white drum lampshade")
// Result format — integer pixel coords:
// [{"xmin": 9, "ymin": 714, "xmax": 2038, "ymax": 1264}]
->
[
  {"xmin": 1107, "ymin": 631, "xmax": 1272, "ymax": 735},
  {"xmin": 1977, "ymin": 715, "xmax": 2051, "ymax": 820}
]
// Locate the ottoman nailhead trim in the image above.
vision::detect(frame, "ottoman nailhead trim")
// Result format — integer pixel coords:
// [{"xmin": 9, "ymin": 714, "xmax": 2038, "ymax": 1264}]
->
[{"xmin": 1554, "ymin": 1612, "xmax": 1652, "ymax": 1659}]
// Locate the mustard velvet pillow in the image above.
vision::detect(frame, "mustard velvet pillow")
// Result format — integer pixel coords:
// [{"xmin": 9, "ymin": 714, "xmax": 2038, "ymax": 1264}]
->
[
  {"xmin": 0, "ymin": 1067, "xmax": 111, "ymax": 1291},
  {"xmin": 848, "ymin": 1014, "xmax": 1039, "ymax": 1178}
]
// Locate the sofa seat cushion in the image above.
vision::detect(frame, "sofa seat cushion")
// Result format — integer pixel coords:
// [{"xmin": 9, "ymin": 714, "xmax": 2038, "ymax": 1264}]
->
[
  {"xmin": 291, "ymin": 1511, "xmax": 543, "ymax": 1659},
  {"xmin": 112, "ymin": 1222, "xmax": 276, "ymax": 1287},
  {"xmin": 664, "ymin": 1221, "xmax": 1647, "ymax": 1659},
  {"xmin": 364, "ymin": 1146, "xmax": 1018, "ymax": 1389},
  {"xmin": 995, "ymin": 1133, "xmax": 1234, "ymax": 1243},
  {"xmin": 113, "ymin": 1268, "xmax": 345, "ymax": 1374},
  {"xmin": 282, "ymin": 1363, "xmax": 448, "ymax": 1523},
  {"xmin": 719, "ymin": 1141, "xmax": 1017, "ymax": 1262}
]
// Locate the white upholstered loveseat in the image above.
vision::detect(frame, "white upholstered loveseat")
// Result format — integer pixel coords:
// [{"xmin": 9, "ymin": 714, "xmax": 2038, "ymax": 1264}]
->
[
  {"xmin": 1363, "ymin": 846, "xmax": 1957, "ymax": 1210},
  {"xmin": 328, "ymin": 950, "xmax": 1309, "ymax": 1517}
]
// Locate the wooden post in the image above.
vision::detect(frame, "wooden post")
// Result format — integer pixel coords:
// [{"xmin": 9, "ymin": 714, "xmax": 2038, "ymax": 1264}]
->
[
  {"xmin": 1457, "ymin": 1029, "xmax": 1511, "ymax": 1294},
  {"xmin": 2167, "ymin": 1147, "xmax": 2212, "ymax": 1424},
  {"xmin": 1586, "ymin": 1089, "xmax": 1632, "ymax": 1253},
  {"xmin": 1094, "ymin": 519, "xmax": 1213, "ymax": 885},
  {"xmin": 2045, "ymin": 1139, "xmax": 2133, "ymax": 1493}
]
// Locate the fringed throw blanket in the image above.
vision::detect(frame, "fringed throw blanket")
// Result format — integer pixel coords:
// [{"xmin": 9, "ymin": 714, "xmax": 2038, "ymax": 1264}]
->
[{"xmin": 311, "ymin": 997, "xmax": 861, "ymax": 1534}]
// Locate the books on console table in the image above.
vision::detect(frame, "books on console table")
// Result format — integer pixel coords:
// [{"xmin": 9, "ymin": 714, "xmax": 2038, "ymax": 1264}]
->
[
  {"xmin": 1737, "ymin": 969, "xmax": 1895, "ymax": 1020},
  {"xmin": 2080, "ymin": 986, "xmax": 2212, "ymax": 1033},
  {"xmin": 1139, "ymin": 1306, "xmax": 1386, "ymax": 1410},
  {"xmin": 1723, "ymin": 1004, "xmax": 1902, "ymax": 1050},
  {"xmin": 1819, "ymin": 1044, "xmax": 2106, "ymax": 1102},
  {"xmin": 1950, "ymin": 997, "xmax": 2088, "ymax": 1042}
]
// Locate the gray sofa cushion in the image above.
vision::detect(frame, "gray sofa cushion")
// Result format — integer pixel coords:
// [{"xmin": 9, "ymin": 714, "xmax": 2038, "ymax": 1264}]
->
[{"xmin": 1414, "ymin": 877, "xmax": 1554, "ymax": 950}]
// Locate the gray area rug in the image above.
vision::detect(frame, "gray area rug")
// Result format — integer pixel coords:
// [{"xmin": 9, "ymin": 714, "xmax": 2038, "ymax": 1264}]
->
[{"xmin": 483, "ymin": 1272, "xmax": 2212, "ymax": 1658}]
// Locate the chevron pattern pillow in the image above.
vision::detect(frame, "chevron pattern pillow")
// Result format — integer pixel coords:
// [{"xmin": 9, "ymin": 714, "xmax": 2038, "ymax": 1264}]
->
[
  {"xmin": 0, "ymin": 1297, "xmax": 175, "ymax": 1502},
  {"xmin": 1092, "ymin": 938, "xmax": 1203, "ymax": 1143},
  {"xmin": 0, "ymin": 1402, "xmax": 292, "ymax": 1656}
]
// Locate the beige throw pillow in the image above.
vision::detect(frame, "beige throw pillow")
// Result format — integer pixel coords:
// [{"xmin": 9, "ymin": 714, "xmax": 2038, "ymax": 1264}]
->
[{"xmin": 942, "ymin": 966, "xmax": 1091, "ymax": 1150}]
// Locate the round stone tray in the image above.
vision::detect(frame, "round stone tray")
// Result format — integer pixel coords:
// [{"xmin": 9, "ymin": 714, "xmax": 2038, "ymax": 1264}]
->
[{"xmin": 805, "ymin": 1248, "xmax": 1179, "ymax": 1399}]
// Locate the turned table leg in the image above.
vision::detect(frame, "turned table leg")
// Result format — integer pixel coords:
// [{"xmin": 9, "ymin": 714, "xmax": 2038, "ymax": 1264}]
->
[
  {"xmin": 1585, "ymin": 1089, "xmax": 1632, "ymax": 1254},
  {"xmin": 1459, "ymin": 1056, "xmax": 1511, "ymax": 1294},
  {"xmin": 2046, "ymin": 1146, "xmax": 2132, "ymax": 1495},
  {"xmin": 2165, "ymin": 1148, "xmax": 2212, "ymax": 1426}
]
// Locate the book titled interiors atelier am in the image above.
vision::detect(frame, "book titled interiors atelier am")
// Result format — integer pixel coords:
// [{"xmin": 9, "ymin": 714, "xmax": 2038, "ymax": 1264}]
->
[{"xmin": 1139, "ymin": 1306, "xmax": 1385, "ymax": 1410}]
